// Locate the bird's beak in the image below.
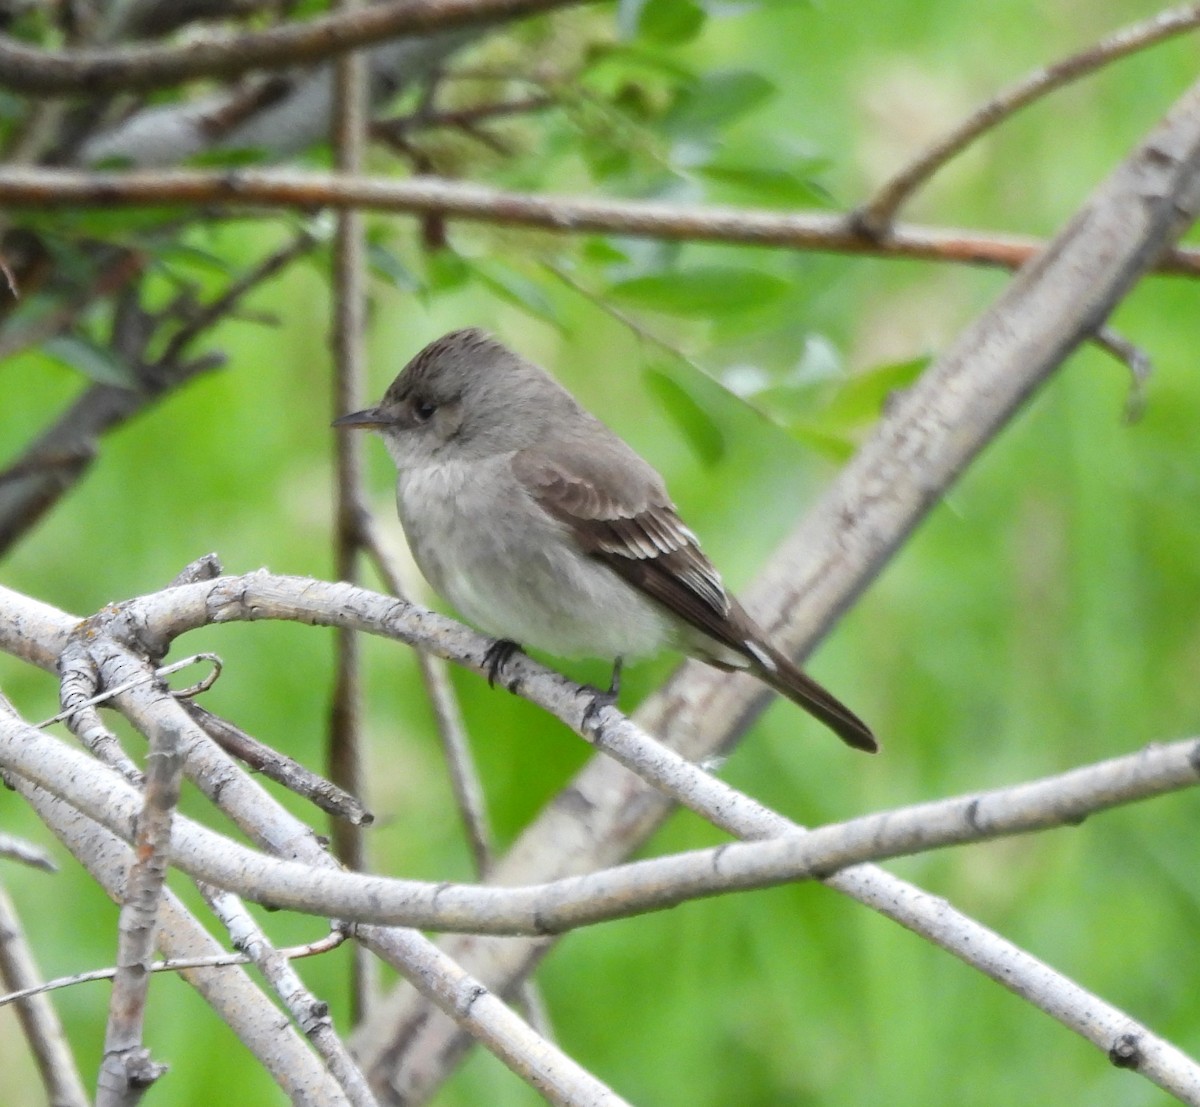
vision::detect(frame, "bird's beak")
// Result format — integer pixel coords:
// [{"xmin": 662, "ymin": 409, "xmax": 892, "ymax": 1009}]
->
[{"xmin": 332, "ymin": 407, "xmax": 390, "ymax": 429}]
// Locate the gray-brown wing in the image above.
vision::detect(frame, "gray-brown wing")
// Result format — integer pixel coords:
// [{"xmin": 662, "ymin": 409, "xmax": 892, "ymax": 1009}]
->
[
  {"xmin": 512, "ymin": 447, "xmax": 752, "ymax": 656},
  {"xmin": 513, "ymin": 445, "xmax": 880, "ymax": 752}
]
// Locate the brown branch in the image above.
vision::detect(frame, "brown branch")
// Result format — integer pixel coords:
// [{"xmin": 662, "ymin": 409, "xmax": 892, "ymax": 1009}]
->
[
  {"xmin": 370, "ymin": 93, "xmax": 555, "ymax": 149},
  {"xmin": 854, "ymin": 2, "xmax": 1200, "ymax": 234},
  {"xmin": 0, "ymin": 231, "xmax": 316, "ymax": 556},
  {"xmin": 329, "ymin": 0, "xmax": 376, "ymax": 1027},
  {"xmin": 0, "ymin": 167, "xmax": 1197, "ymax": 274},
  {"xmin": 0, "ymin": 248, "xmax": 147, "ymax": 364},
  {"xmin": 0, "ymin": 0, "xmax": 593, "ymax": 96}
]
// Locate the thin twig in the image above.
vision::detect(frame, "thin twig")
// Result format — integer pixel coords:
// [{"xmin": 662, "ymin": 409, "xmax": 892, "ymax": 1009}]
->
[
  {"xmin": 185, "ymin": 703, "xmax": 374, "ymax": 825},
  {"xmin": 0, "ymin": 930, "xmax": 347, "ymax": 1009},
  {"xmin": 854, "ymin": 3, "xmax": 1200, "ymax": 234},
  {"xmin": 95, "ymin": 718, "xmax": 182, "ymax": 1106},
  {"xmin": 359, "ymin": 520, "xmax": 496, "ymax": 874},
  {"xmin": 370, "ymin": 93, "xmax": 555, "ymax": 152},
  {"xmin": 0, "ymin": 0, "xmax": 594, "ymax": 95},
  {"xmin": 329, "ymin": 0, "xmax": 375, "ymax": 1026},
  {"xmin": 200, "ymin": 887, "xmax": 376, "ymax": 1107},
  {"xmin": 39, "ymin": 653, "xmax": 222, "ymax": 728},
  {"xmin": 1094, "ymin": 325, "xmax": 1153, "ymax": 423},
  {"xmin": 0, "ymin": 833, "xmax": 56, "ymax": 872},
  {"xmin": 56, "ymin": 651, "xmax": 144, "ymax": 782},
  {"xmin": 153, "ymin": 229, "xmax": 317, "ymax": 369},
  {"xmin": 0, "ymin": 167, "xmax": 1197, "ymax": 275}
]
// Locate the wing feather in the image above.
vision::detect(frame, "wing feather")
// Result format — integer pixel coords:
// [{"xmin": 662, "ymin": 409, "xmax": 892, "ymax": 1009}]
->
[{"xmin": 512, "ymin": 448, "xmax": 743, "ymax": 652}]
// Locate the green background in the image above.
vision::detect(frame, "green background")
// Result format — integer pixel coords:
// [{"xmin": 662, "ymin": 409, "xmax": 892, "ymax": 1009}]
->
[{"xmin": 2, "ymin": 0, "xmax": 1199, "ymax": 1103}]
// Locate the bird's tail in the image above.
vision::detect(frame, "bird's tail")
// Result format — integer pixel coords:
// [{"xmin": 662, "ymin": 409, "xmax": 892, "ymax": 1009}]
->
[{"xmin": 748, "ymin": 642, "xmax": 878, "ymax": 753}]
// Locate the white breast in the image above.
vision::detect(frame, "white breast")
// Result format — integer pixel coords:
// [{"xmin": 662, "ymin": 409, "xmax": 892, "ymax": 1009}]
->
[{"xmin": 395, "ymin": 456, "xmax": 673, "ymax": 660}]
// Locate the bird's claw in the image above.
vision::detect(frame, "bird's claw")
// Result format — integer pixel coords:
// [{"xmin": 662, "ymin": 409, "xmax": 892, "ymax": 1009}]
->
[
  {"xmin": 482, "ymin": 639, "xmax": 522, "ymax": 689},
  {"xmin": 580, "ymin": 657, "xmax": 623, "ymax": 732}
]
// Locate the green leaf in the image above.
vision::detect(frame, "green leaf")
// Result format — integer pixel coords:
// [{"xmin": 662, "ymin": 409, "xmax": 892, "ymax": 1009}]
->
[
  {"xmin": 470, "ymin": 262, "xmax": 562, "ymax": 328},
  {"xmin": 581, "ymin": 131, "xmax": 634, "ymax": 181},
  {"xmin": 643, "ymin": 365, "xmax": 725, "ymax": 464},
  {"xmin": 697, "ymin": 162, "xmax": 833, "ymax": 208},
  {"xmin": 154, "ymin": 242, "xmax": 237, "ymax": 278},
  {"xmin": 608, "ymin": 266, "xmax": 789, "ymax": 317},
  {"xmin": 581, "ymin": 237, "xmax": 630, "ymax": 265},
  {"xmin": 786, "ymin": 421, "xmax": 858, "ymax": 463},
  {"xmin": 638, "ymin": 0, "xmax": 706, "ymax": 45},
  {"xmin": 664, "ymin": 70, "xmax": 776, "ymax": 135},
  {"xmin": 424, "ymin": 250, "xmax": 469, "ymax": 292},
  {"xmin": 820, "ymin": 355, "xmax": 929, "ymax": 426},
  {"xmin": 367, "ymin": 244, "xmax": 422, "ymax": 292},
  {"xmin": 582, "ymin": 41, "xmax": 698, "ymax": 86},
  {"xmin": 42, "ymin": 335, "xmax": 136, "ymax": 388},
  {"xmin": 187, "ymin": 147, "xmax": 269, "ymax": 169}
]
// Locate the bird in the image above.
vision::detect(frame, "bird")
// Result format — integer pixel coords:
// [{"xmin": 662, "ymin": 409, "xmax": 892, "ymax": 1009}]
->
[{"xmin": 334, "ymin": 327, "xmax": 877, "ymax": 752}]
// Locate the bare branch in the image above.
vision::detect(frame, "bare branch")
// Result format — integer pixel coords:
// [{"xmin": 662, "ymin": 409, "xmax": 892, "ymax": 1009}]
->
[
  {"xmin": 95, "ymin": 717, "xmax": 182, "ymax": 1107},
  {"xmin": 8, "ymin": 590, "xmax": 635, "ymax": 1106},
  {"xmin": 0, "ymin": 0, "xmax": 594, "ymax": 95},
  {"xmin": 8, "ymin": 673, "xmax": 1200, "ymax": 933},
  {"xmin": 0, "ymin": 166, "xmax": 1197, "ymax": 275},
  {"xmin": 0, "ymin": 230, "xmax": 316, "ymax": 556},
  {"xmin": 10, "ymin": 769, "xmax": 356, "ymax": 1106},
  {"xmin": 6, "ymin": 648, "xmax": 1200, "ymax": 1107},
  {"xmin": 1094, "ymin": 325, "xmax": 1154, "ymax": 423},
  {"xmin": 0, "ymin": 833, "xmax": 56, "ymax": 872},
  {"xmin": 0, "ymin": 882, "xmax": 90, "ymax": 1107},
  {"xmin": 0, "ymin": 929, "xmax": 347, "ymax": 1009},
  {"xmin": 200, "ymin": 887, "xmax": 375, "ymax": 1107},
  {"xmin": 328, "ymin": 0, "xmax": 375, "ymax": 1026},
  {"xmin": 360, "ymin": 520, "xmax": 496, "ymax": 876},
  {"xmin": 185, "ymin": 704, "xmax": 373, "ymax": 824},
  {"xmin": 855, "ymin": 2, "xmax": 1200, "ymax": 234}
]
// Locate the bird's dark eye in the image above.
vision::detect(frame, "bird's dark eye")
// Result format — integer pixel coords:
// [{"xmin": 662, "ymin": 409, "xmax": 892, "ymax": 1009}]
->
[{"xmin": 412, "ymin": 397, "xmax": 437, "ymax": 422}]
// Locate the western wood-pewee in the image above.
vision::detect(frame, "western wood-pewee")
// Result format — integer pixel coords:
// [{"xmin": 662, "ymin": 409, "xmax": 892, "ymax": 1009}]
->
[{"xmin": 334, "ymin": 328, "xmax": 876, "ymax": 752}]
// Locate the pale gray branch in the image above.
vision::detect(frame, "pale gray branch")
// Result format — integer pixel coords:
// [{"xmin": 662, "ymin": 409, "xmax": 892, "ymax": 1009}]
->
[
  {"xmin": 0, "ymin": 699, "xmax": 353, "ymax": 1107},
  {"xmin": 0, "ymin": 881, "xmax": 90, "ymax": 1107},
  {"xmin": 95, "ymin": 715, "xmax": 182, "ymax": 1107},
  {"xmin": 4, "ymin": 666, "xmax": 1200, "ymax": 936},
  {"xmin": 1, "ymin": 587, "xmax": 634, "ymax": 1107},
  {"xmin": 200, "ymin": 886, "xmax": 376, "ymax": 1107},
  {"xmin": 8, "ymin": 573, "xmax": 1200, "ymax": 1100}
]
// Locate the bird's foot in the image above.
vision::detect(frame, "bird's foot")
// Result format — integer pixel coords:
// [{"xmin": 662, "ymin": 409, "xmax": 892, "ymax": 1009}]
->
[
  {"xmin": 483, "ymin": 639, "xmax": 523, "ymax": 690},
  {"xmin": 580, "ymin": 658, "xmax": 623, "ymax": 733}
]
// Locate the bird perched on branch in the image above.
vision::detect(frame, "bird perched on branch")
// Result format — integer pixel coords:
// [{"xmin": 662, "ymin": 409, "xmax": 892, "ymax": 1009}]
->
[{"xmin": 335, "ymin": 328, "xmax": 876, "ymax": 752}]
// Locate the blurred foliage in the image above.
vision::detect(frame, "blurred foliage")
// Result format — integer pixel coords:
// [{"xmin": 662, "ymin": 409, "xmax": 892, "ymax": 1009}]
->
[{"xmin": 2, "ymin": 0, "xmax": 1200, "ymax": 1104}]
